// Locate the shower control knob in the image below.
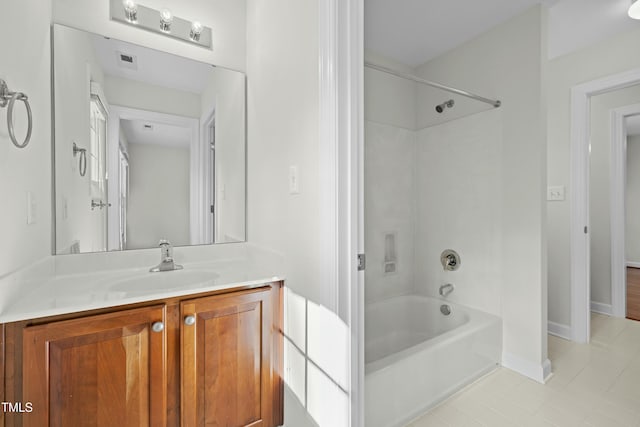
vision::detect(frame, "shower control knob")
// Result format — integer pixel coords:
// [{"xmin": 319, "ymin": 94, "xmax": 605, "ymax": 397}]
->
[
  {"xmin": 440, "ymin": 249, "xmax": 461, "ymax": 271},
  {"xmin": 184, "ymin": 315, "xmax": 196, "ymax": 326}
]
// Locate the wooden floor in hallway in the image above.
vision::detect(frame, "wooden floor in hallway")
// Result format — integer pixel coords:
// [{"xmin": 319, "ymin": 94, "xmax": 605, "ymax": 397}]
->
[{"xmin": 627, "ymin": 267, "xmax": 640, "ymax": 321}]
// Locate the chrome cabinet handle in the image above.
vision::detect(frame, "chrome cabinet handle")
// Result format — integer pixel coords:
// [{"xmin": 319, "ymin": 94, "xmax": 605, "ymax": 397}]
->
[
  {"xmin": 184, "ymin": 315, "xmax": 196, "ymax": 326},
  {"xmin": 151, "ymin": 321, "xmax": 164, "ymax": 332}
]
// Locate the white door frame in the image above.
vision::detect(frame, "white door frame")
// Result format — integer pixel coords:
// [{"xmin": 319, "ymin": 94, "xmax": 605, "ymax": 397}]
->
[
  {"xmin": 570, "ymin": 68, "xmax": 640, "ymax": 343},
  {"xmin": 200, "ymin": 110, "xmax": 216, "ymax": 243},
  {"xmin": 319, "ymin": 0, "xmax": 364, "ymax": 425},
  {"xmin": 106, "ymin": 105, "xmax": 200, "ymax": 250},
  {"xmin": 610, "ymin": 103, "xmax": 640, "ymax": 318}
]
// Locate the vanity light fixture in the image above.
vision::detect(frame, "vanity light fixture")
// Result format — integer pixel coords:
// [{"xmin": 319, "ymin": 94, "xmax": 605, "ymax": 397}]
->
[
  {"xmin": 190, "ymin": 21, "xmax": 203, "ymax": 41},
  {"xmin": 110, "ymin": 0, "xmax": 212, "ymax": 49},
  {"xmin": 630, "ymin": 0, "xmax": 640, "ymax": 19},
  {"xmin": 159, "ymin": 8, "xmax": 173, "ymax": 32},
  {"xmin": 122, "ymin": 0, "xmax": 137, "ymax": 23}
]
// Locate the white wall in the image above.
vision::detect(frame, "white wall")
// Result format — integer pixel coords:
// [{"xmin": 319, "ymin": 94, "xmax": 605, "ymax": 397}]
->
[
  {"xmin": 246, "ymin": 0, "xmax": 321, "ymax": 303},
  {"xmin": 363, "ymin": 50, "xmax": 494, "ymax": 132},
  {"xmin": 0, "ymin": 1, "xmax": 52, "ymax": 275},
  {"xmin": 364, "ymin": 52, "xmax": 417, "ymax": 305},
  {"xmin": 587, "ymin": 86, "xmax": 640, "ymax": 306},
  {"xmin": 626, "ymin": 135, "xmax": 640, "ymax": 264},
  {"xmin": 547, "ymin": 26, "xmax": 640, "ymax": 327},
  {"xmin": 0, "ymin": 0, "xmax": 246, "ymax": 268},
  {"xmin": 201, "ymin": 68, "xmax": 246, "ymax": 243},
  {"xmin": 415, "ymin": 110, "xmax": 503, "ymax": 316},
  {"xmin": 364, "ymin": 51, "xmax": 417, "ymax": 131},
  {"xmin": 416, "ymin": 6, "xmax": 549, "ymax": 378},
  {"xmin": 547, "ymin": 0, "xmax": 638, "ymax": 60},
  {"xmin": 53, "ymin": 0, "xmax": 247, "ymax": 72},
  {"xmin": 126, "ymin": 143, "xmax": 190, "ymax": 249},
  {"xmin": 364, "ymin": 121, "xmax": 416, "ymax": 303},
  {"xmin": 53, "ymin": 24, "xmax": 106, "ymax": 254},
  {"xmin": 119, "ymin": 127, "xmax": 129, "ymax": 154},
  {"xmin": 104, "ymin": 75, "xmax": 201, "ymax": 118},
  {"xmin": 247, "ymin": 1, "xmax": 350, "ymax": 425}
]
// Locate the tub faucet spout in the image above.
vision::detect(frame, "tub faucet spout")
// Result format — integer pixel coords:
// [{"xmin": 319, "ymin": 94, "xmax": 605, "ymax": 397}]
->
[{"xmin": 439, "ymin": 283, "xmax": 454, "ymax": 297}]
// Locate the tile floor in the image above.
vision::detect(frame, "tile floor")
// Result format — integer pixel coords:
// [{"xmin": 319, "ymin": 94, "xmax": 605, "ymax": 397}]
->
[{"xmin": 407, "ymin": 313, "xmax": 640, "ymax": 426}]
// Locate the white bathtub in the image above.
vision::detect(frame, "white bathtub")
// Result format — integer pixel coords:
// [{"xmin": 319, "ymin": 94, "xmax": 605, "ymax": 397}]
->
[{"xmin": 365, "ymin": 295, "xmax": 502, "ymax": 427}]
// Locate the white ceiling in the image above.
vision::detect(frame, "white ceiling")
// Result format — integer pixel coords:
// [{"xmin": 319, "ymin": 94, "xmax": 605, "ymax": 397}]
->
[
  {"xmin": 121, "ymin": 119, "xmax": 191, "ymax": 149},
  {"xmin": 364, "ymin": 0, "xmax": 556, "ymax": 67},
  {"xmin": 365, "ymin": 0, "xmax": 640, "ymax": 67},
  {"xmin": 547, "ymin": 0, "xmax": 638, "ymax": 59},
  {"xmin": 91, "ymin": 33, "xmax": 212, "ymax": 94}
]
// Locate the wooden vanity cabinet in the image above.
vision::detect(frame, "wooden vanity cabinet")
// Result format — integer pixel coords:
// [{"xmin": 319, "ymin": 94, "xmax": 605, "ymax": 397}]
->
[
  {"xmin": 22, "ymin": 305, "xmax": 168, "ymax": 427},
  {"xmin": 2, "ymin": 282, "xmax": 284, "ymax": 427},
  {"xmin": 181, "ymin": 288, "xmax": 273, "ymax": 427}
]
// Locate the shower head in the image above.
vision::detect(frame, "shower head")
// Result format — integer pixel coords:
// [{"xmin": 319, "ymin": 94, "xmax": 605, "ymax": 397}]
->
[{"xmin": 435, "ymin": 99, "xmax": 455, "ymax": 113}]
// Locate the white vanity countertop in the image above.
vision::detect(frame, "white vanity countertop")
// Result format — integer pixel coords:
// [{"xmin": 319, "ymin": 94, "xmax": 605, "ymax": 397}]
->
[{"xmin": 0, "ymin": 245, "xmax": 285, "ymax": 323}]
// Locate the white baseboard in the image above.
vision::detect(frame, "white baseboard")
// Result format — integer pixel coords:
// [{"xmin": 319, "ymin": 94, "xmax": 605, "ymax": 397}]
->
[
  {"xmin": 502, "ymin": 353, "xmax": 552, "ymax": 384},
  {"xmin": 627, "ymin": 261, "xmax": 640, "ymax": 268},
  {"xmin": 541, "ymin": 359, "xmax": 553, "ymax": 382},
  {"xmin": 548, "ymin": 321, "xmax": 572, "ymax": 340},
  {"xmin": 590, "ymin": 301, "xmax": 613, "ymax": 316}
]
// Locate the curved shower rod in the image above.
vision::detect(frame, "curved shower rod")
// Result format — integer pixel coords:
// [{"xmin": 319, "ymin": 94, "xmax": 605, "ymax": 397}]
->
[{"xmin": 364, "ymin": 61, "xmax": 502, "ymax": 108}]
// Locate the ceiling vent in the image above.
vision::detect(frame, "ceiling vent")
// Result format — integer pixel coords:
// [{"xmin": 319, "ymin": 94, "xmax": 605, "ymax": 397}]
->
[{"xmin": 116, "ymin": 51, "xmax": 138, "ymax": 70}]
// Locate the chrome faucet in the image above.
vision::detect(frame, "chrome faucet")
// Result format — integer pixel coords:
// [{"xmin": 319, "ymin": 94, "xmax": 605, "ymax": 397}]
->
[
  {"xmin": 150, "ymin": 239, "xmax": 183, "ymax": 272},
  {"xmin": 439, "ymin": 283, "xmax": 454, "ymax": 297}
]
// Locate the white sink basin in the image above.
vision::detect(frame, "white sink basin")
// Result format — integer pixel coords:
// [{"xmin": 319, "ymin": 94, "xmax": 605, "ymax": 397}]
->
[{"xmin": 108, "ymin": 269, "xmax": 219, "ymax": 294}]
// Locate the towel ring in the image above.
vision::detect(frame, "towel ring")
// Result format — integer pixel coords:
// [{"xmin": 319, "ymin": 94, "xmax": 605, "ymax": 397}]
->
[
  {"xmin": 0, "ymin": 79, "xmax": 32, "ymax": 149},
  {"xmin": 73, "ymin": 142, "xmax": 87, "ymax": 177}
]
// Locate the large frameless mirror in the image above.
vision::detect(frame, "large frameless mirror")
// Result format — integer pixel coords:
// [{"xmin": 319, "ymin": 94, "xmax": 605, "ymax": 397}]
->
[{"xmin": 52, "ymin": 24, "xmax": 246, "ymax": 254}]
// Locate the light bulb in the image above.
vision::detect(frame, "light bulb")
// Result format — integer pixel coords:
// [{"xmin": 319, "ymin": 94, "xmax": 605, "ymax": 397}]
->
[
  {"xmin": 160, "ymin": 9, "xmax": 173, "ymax": 22},
  {"xmin": 122, "ymin": 0, "xmax": 138, "ymax": 22},
  {"xmin": 160, "ymin": 8, "xmax": 173, "ymax": 31},
  {"xmin": 629, "ymin": 0, "xmax": 640, "ymax": 19},
  {"xmin": 190, "ymin": 21, "xmax": 203, "ymax": 41}
]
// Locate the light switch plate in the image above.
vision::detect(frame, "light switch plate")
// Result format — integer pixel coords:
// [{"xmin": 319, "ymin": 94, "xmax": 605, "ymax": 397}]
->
[
  {"xmin": 547, "ymin": 186, "xmax": 565, "ymax": 201},
  {"xmin": 26, "ymin": 191, "xmax": 37, "ymax": 224},
  {"xmin": 289, "ymin": 166, "xmax": 300, "ymax": 194}
]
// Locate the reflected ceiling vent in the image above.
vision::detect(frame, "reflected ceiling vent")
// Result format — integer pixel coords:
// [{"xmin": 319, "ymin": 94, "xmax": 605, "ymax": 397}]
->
[{"xmin": 116, "ymin": 51, "xmax": 138, "ymax": 70}]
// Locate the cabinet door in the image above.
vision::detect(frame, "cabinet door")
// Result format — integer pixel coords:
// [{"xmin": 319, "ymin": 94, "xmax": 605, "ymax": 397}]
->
[
  {"xmin": 181, "ymin": 287, "xmax": 273, "ymax": 427},
  {"xmin": 22, "ymin": 305, "xmax": 167, "ymax": 427}
]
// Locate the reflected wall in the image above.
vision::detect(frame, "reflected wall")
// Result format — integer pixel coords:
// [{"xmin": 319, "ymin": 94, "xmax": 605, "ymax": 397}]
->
[{"xmin": 53, "ymin": 24, "xmax": 246, "ymax": 254}]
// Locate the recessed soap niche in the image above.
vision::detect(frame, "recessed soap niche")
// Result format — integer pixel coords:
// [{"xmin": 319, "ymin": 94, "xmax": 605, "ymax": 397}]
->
[{"xmin": 383, "ymin": 231, "xmax": 397, "ymax": 275}]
